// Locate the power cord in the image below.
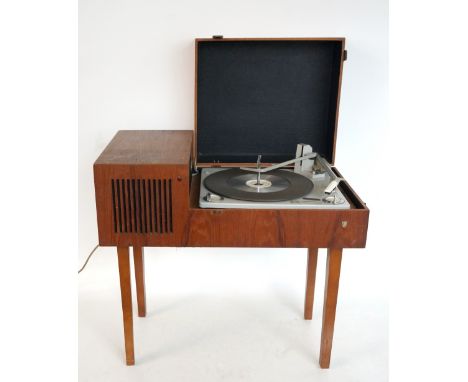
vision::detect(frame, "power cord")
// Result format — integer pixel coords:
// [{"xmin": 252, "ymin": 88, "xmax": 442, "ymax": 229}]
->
[{"xmin": 78, "ymin": 244, "xmax": 100, "ymax": 274}]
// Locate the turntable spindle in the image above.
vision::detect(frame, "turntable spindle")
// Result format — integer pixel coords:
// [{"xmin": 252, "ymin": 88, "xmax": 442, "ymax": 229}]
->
[{"xmin": 255, "ymin": 155, "xmax": 262, "ymax": 185}]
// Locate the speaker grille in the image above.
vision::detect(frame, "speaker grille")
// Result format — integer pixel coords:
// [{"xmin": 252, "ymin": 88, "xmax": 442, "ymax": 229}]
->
[{"xmin": 111, "ymin": 179, "xmax": 173, "ymax": 234}]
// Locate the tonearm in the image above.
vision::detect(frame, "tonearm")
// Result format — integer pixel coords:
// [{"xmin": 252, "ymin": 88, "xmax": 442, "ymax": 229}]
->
[{"xmin": 240, "ymin": 152, "xmax": 317, "ymax": 174}]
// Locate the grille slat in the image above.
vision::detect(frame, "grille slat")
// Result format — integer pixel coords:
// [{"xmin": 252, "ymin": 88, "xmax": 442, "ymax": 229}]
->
[
  {"xmin": 141, "ymin": 179, "xmax": 147, "ymax": 233},
  {"xmin": 111, "ymin": 178, "xmax": 173, "ymax": 234},
  {"xmin": 157, "ymin": 180, "xmax": 163, "ymax": 233},
  {"xmin": 111, "ymin": 180, "xmax": 117, "ymax": 233},
  {"xmin": 136, "ymin": 180, "xmax": 141, "ymax": 233},
  {"xmin": 168, "ymin": 179, "xmax": 173, "ymax": 233},
  {"xmin": 118, "ymin": 179, "xmax": 126, "ymax": 233},
  {"xmin": 126, "ymin": 179, "xmax": 132, "ymax": 232},
  {"xmin": 152, "ymin": 179, "xmax": 158, "ymax": 233},
  {"xmin": 118, "ymin": 180, "xmax": 123, "ymax": 233},
  {"xmin": 131, "ymin": 180, "xmax": 135, "ymax": 233},
  {"xmin": 145, "ymin": 180, "xmax": 150, "ymax": 233},
  {"xmin": 163, "ymin": 179, "xmax": 168, "ymax": 233},
  {"xmin": 148, "ymin": 179, "xmax": 154, "ymax": 233}
]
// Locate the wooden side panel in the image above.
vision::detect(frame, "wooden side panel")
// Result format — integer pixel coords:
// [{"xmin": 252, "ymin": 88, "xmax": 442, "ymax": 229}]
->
[
  {"xmin": 94, "ymin": 164, "xmax": 190, "ymax": 246},
  {"xmin": 184, "ymin": 208, "xmax": 368, "ymax": 248}
]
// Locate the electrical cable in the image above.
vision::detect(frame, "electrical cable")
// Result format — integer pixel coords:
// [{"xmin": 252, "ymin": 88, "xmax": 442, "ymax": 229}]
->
[{"xmin": 78, "ymin": 244, "xmax": 99, "ymax": 274}]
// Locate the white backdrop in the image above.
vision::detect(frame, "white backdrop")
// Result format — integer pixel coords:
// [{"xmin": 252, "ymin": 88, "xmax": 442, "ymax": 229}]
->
[
  {"xmin": 5, "ymin": 0, "xmax": 468, "ymax": 381},
  {"xmin": 79, "ymin": 1, "xmax": 388, "ymax": 381}
]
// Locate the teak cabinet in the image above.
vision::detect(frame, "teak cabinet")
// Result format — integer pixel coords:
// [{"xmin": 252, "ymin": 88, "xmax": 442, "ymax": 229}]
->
[{"xmin": 94, "ymin": 129, "xmax": 370, "ymax": 368}]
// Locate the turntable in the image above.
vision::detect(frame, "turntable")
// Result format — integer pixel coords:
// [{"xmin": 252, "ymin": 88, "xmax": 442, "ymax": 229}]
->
[
  {"xmin": 199, "ymin": 146, "xmax": 351, "ymax": 209},
  {"xmin": 94, "ymin": 37, "xmax": 370, "ymax": 369}
]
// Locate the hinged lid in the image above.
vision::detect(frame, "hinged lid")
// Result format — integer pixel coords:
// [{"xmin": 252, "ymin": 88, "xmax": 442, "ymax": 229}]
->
[{"xmin": 195, "ymin": 38, "xmax": 345, "ymax": 166}]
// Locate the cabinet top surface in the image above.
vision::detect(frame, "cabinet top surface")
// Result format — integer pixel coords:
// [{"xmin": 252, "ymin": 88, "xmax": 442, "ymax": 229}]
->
[{"xmin": 95, "ymin": 130, "xmax": 193, "ymax": 165}]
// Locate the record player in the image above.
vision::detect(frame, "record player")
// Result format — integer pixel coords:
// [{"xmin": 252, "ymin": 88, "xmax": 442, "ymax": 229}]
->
[
  {"xmin": 94, "ymin": 37, "xmax": 370, "ymax": 369},
  {"xmin": 199, "ymin": 146, "xmax": 350, "ymax": 209}
]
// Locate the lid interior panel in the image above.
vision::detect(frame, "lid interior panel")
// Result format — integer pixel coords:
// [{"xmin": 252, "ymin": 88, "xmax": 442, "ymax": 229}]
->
[{"xmin": 196, "ymin": 39, "xmax": 344, "ymax": 164}]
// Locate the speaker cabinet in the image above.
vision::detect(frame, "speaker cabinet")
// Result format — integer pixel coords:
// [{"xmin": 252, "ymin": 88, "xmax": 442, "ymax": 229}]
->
[{"xmin": 94, "ymin": 130, "xmax": 193, "ymax": 247}]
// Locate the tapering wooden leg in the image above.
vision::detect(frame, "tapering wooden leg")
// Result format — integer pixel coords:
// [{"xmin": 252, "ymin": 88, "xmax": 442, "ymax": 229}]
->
[
  {"xmin": 117, "ymin": 246, "xmax": 135, "ymax": 366},
  {"xmin": 133, "ymin": 246, "xmax": 146, "ymax": 317},
  {"xmin": 304, "ymin": 248, "xmax": 318, "ymax": 320},
  {"xmin": 319, "ymin": 248, "xmax": 343, "ymax": 369}
]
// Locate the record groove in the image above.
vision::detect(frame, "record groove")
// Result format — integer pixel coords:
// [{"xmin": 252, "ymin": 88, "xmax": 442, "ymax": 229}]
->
[{"xmin": 203, "ymin": 169, "xmax": 313, "ymax": 202}]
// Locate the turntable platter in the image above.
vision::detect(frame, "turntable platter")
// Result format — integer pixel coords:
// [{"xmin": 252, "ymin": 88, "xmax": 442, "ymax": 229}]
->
[{"xmin": 203, "ymin": 169, "xmax": 313, "ymax": 202}]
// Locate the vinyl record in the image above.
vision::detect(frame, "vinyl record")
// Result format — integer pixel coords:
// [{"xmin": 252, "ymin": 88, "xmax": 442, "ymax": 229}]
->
[{"xmin": 203, "ymin": 169, "xmax": 313, "ymax": 202}]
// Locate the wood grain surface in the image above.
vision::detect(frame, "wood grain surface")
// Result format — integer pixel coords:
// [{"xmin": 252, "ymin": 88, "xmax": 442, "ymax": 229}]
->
[
  {"xmin": 319, "ymin": 248, "xmax": 343, "ymax": 368},
  {"xmin": 95, "ymin": 130, "xmax": 193, "ymax": 165},
  {"xmin": 304, "ymin": 248, "xmax": 319, "ymax": 320},
  {"xmin": 117, "ymin": 246, "xmax": 135, "ymax": 365},
  {"xmin": 133, "ymin": 246, "xmax": 146, "ymax": 317},
  {"xmin": 93, "ymin": 131, "xmax": 370, "ymax": 368},
  {"xmin": 95, "ymin": 131, "xmax": 369, "ymax": 249}
]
